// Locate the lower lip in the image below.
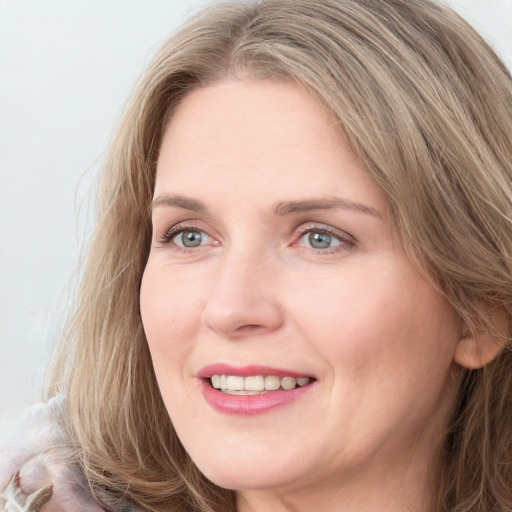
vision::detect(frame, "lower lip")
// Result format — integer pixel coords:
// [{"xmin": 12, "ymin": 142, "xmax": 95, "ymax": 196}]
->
[{"xmin": 200, "ymin": 380, "xmax": 315, "ymax": 415}]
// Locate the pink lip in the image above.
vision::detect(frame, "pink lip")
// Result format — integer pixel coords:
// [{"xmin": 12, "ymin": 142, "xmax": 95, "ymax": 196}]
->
[{"xmin": 197, "ymin": 364, "xmax": 316, "ymax": 416}]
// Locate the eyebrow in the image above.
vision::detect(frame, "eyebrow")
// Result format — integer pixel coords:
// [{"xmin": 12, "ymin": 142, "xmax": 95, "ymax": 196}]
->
[
  {"xmin": 150, "ymin": 195, "xmax": 208, "ymax": 214},
  {"xmin": 150, "ymin": 194, "xmax": 382, "ymax": 219},
  {"xmin": 273, "ymin": 197, "xmax": 382, "ymax": 218}
]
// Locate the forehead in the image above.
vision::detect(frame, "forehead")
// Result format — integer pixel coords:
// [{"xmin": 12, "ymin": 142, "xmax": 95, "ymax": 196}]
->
[
  {"xmin": 160, "ymin": 79, "xmax": 336, "ymax": 162},
  {"xmin": 155, "ymin": 79, "xmax": 389, "ymax": 216}
]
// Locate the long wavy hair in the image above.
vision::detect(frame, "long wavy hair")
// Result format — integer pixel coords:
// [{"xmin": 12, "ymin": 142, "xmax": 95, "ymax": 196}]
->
[{"xmin": 46, "ymin": 0, "xmax": 512, "ymax": 511}]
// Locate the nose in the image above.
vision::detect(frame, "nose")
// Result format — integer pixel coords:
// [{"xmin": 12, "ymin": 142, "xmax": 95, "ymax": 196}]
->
[{"xmin": 201, "ymin": 249, "xmax": 284, "ymax": 339}]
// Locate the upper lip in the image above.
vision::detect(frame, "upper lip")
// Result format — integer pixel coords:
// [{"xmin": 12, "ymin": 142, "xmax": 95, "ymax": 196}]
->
[{"xmin": 197, "ymin": 363, "xmax": 315, "ymax": 379}]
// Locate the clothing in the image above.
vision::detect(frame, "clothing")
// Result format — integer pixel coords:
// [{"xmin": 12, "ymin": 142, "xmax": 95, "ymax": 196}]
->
[{"xmin": 0, "ymin": 393, "xmax": 136, "ymax": 512}]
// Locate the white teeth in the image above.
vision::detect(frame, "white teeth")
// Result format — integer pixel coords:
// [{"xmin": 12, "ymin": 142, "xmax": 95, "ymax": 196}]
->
[
  {"xmin": 222, "ymin": 389, "xmax": 263, "ymax": 395},
  {"xmin": 226, "ymin": 376, "xmax": 244, "ymax": 391},
  {"xmin": 264, "ymin": 376, "xmax": 281, "ymax": 390},
  {"xmin": 211, "ymin": 375, "xmax": 221, "ymax": 389},
  {"xmin": 281, "ymin": 377, "xmax": 296, "ymax": 390},
  {"xmin": 210, "ymin": 375, "xmax": 312, "ymax": 392},
  {"xmin": 244, "ymin": 376, "xmax": 265, "ymax": 391}
]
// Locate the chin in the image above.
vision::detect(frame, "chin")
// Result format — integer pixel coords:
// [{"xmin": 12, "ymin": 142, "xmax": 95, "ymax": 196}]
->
[
  {"xmin": 191, "ymin": 451, "xmax": 302, "ymax": 492},
  {"xmin": 201, "ymin": 469, "xmax": 290, "ymax": 492}
]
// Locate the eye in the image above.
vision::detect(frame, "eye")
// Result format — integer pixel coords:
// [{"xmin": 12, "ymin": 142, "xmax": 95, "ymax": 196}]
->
[
  {"xmin": 295, "ymin": 225, "xmax": 356, "ymax": 253},
  {"xmin": 173, "ymin": 229, "xmax": 206, "ymax": 248},
  {"xmin": 157, "ymin": 223, "xmax": 215, "ymax": 251},
  {"xmin": 302, "ymin": 231, "xmax": 341, "ymax": 250}
]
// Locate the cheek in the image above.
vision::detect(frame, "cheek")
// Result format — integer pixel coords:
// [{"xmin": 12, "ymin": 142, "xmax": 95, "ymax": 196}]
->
[
  {"xmin": 302, "ymin": 272, "xmax": 459, "ymax": 452},
  {"xmin": 140, "ymin": 265, "xmax": 206, "ymax": 423},
  {"xmin": 290, "ymin": 261, "xmax": 459, "ymax": 387},
  {"xmin": 140, "ymin": 265, "xmax": 201, "ymax": 369}
]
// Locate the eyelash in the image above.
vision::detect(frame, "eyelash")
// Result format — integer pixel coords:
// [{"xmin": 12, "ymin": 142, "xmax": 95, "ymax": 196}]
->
[{"xmin": 156, "ymin": 223, "xmax": 356, "ymax": 255}]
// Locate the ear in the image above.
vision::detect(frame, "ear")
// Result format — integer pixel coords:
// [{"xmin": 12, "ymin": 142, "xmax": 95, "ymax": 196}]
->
[{"xmin": 454, "ymin": 314, "xmax": 506, "ymax": 369}]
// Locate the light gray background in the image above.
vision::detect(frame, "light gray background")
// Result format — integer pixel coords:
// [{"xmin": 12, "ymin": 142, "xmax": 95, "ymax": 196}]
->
[{"xmin": 1, "ymin": 0, "xmax": 511, "ymax": 428}]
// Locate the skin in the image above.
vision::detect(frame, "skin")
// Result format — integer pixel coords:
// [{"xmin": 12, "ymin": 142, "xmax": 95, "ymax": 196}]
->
[{"xmin": 140, "ymin": 79, "xmax": 463, "ymax": 512}]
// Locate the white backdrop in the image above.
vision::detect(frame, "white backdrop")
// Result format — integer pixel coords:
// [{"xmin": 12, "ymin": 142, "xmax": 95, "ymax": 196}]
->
[{"xmin": 1, "ymin": 0, "xmax": 511, "ymax": 427}]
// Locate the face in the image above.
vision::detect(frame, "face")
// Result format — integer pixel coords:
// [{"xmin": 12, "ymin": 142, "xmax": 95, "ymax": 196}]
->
[{"xmin": 140, "ymin": 80, "xmax": 461, "ymax": 500}]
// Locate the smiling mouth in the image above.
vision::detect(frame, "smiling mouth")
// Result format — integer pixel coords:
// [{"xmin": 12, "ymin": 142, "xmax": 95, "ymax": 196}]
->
[{"xmin": 209, "ymin": 375, "xmax": 313, "ymax": 395}]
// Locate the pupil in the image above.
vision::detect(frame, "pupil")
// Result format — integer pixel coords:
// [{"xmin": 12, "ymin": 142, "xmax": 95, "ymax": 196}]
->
[
  {"xmin": 309, "ymin": 232, "xmax": 331, "ymax": 249},
  {"xmin": 182, "ymin": 231, "xmax": 202, "ymax": 247}
]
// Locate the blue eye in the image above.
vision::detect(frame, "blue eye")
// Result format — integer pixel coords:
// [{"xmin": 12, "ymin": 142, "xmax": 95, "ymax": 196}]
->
[
  {"xmin": 306, "ymin": 231, "xmax": 339, "ymax": 249},
  {"xmin": 173, "ymin": 230, "xmax": 206, "ymax": 248},
  {"xmin": 157, "ymin": 223, "xmax": 217, "ymax": 252},
  {"xmin": 298, "ymin": 228, "xmax": 350, "ymax": 251}
]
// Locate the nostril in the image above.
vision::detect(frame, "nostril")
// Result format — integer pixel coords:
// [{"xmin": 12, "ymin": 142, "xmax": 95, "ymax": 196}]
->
[{"xmin": 235, "ymin": 324, "xmax": 264, "ymax": 333}]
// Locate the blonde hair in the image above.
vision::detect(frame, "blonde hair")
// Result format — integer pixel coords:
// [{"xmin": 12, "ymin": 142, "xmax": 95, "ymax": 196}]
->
[{"xmin": 46, "ymin": 0, "xmax": 512, "ymax": 510}]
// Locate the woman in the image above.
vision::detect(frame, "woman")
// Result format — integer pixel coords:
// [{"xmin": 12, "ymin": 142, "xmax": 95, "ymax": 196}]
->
[{"xmin": 1, "ymin": 0, "xmax": 511, "ymax": 511}]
